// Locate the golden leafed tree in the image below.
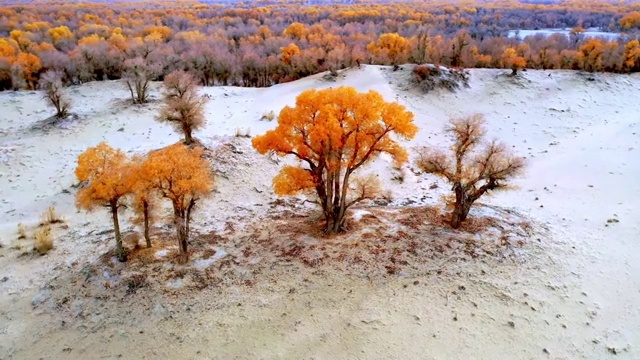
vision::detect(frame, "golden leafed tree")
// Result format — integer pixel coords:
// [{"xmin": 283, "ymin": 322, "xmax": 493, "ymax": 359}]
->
[
  {"xmin": 578, "ymin": 39, "xmax": 605, "ymax": 73},
  {"xmin": 500, "ymin": 47, "xmax": 527, "ymax": 75},
  {"xmin": 157, "ymin": 70, "xmax": 207, "ymax": 145},
  {"xmin": 367, "ymin": 33, "xmax": 410, "ymax": 66},
  {"xmin": 76, "ymin": 142, "xmax": 133, "ymax": 261},
  {"xmin": 143, "ymin": 144, "xmax": 213, "ymax": 263},
  {"xmin": 253, "ymin": 86, "xmax": 418, "ymax": 234},
  {"xmin": 128, "ymin": 155, "xmax": 158, "ymax": 248},
  {"xmin": 415, "ymin": 114, "xmax": 525, "ymax": 229}
]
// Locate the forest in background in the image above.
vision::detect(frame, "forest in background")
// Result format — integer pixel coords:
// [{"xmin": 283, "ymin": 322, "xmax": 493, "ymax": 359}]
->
[{"xmin": 1, "ymin": 0, "xmax": 640, "ymax": 90}]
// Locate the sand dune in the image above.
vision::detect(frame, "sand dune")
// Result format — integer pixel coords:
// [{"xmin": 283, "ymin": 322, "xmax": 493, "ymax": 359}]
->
[{"xmin": 0, "ymin": 66, "xmax": 638, "ymax": 359}]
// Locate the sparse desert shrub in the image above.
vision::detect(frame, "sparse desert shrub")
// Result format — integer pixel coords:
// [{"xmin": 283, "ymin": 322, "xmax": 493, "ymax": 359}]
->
[
  {"xmin": 17, "ymin": 223, "xmax": 27, "ymax": 239},
  {"xmin": 157, "ymin": 70, "xmax": 207, "ymax": 145},
  {"xmin": 415, "ymin": 114, "xmax": 525, "ymax": 229},
  {"xmin": 123, "ymin": 57, "xmax": 160, "ymax": 104},
  {"xmin": 40, "ymin": 70, "xmax": 71, "ymax": 118},
  {"xmin": 40, "ymin": 205, "xmax": 63, "ymax": 225},
  {"xmin": 34, "ymin": 226, "xmax": 53, "ymax": 254},
  {"xmin": 261, "ymin": 110, "xmax": 275, "ymax": 121},
  {"xmin": 235, "ymin": 127, "xmax": 251, "ymax": 138},
  {"xmin": 412, "ymin": 65, "xmax": 470, "ymax": 93},
  {"xmin": 253, "ymin": 86, "xmax": 417, "ymax": 234}
]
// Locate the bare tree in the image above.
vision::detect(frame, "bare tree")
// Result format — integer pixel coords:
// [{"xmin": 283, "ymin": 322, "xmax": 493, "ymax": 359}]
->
[
  {"xmin": 157, "ymin": 70, "xmax": 207, "ymax": 145},
  {"xmin": 123, "ymin": 57, "xmax": 159, "ymax": 104},
  {"xmin": 415, "ymin": 114, "xmax": 525, "ymax": 228},
  {"xmin": 40, "ymin": 70, "xmax": 72, "ymax": 118}
]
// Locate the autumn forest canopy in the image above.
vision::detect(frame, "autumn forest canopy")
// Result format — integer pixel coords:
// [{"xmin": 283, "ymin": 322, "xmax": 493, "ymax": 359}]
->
[{"xmin": 1, "ymin": 0, "xmax": 640, "ymax": 90}]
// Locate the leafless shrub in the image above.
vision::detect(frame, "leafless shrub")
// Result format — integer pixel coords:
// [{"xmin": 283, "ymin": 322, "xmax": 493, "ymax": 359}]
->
[
  {"xmin": 123, "ymin": 57, "xmax": 160, "ymax": 104},
  {"xmin": 40, "ymin": 70, "xmax": 72, "ymax": 118},
  {"xmin": 415, "ymin": 114, "xmax": 525, "ymax": 228},
  {"xmin": 157, "ymin": 70, "xmax": 207, "ymax": 145}
]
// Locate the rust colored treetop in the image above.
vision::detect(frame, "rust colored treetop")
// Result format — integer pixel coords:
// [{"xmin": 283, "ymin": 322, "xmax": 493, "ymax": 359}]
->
[{"xmin": 253, "ymin": 86, "xmax": 418, "ymax": 233}]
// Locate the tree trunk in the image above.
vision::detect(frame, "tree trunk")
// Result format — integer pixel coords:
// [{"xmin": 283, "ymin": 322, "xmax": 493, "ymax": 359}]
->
[
  {"xmin": 126, "ymin": 81, "xmax": 135, "ymax": 103},
  {"xmin": 450, "ymin": 185, "xmax": 472, "ymax": 229},
  {"xmin": 111, "ymin": 202, "xmax": 127, "ymax": 262},
  {"xmin": 511, "ymin": 67, "xmax": 518, "ymax": 76},
  {"xmin": 184, "ymin": 125, "xmax": 193, "ymax": 145},
  {"xmin": 143, "ymin": 201, "xmax": 151, "ymax": 248},
  {"xmin": 175, "ymin": 214, "xmax": 189, "ymax": 264}
]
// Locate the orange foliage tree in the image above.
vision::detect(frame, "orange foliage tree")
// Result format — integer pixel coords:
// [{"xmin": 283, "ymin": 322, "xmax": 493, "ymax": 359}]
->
[
  {"xmin": 500, "ymin": 47, "xmax": 527, "ymax": 75},
  {"xmin": 367, "ymin": 33, "xmax": 410, "ymax": 67},
  {"xmin": 157, "ymin": 70, "xmax": 207, "ymax": 145},
  {"xmin": 142, "ymin": 144, "xmax": 214, "ymax": 263},
  {"xmin": 75, "ymin": 142, "xmax": 132, "ymax": 261},
  {"xmin": 14, "ymin": 52, "xmax": 42, "ymax": 89},
  {"xmin": 415, "ymin": 114, "xmax": 525, "ymax": 229},
  {"xmin": 624, "ymin": 40, "xmax": 640, "ymax": 72},
  {"xmin": 578, "ymin": 39, "xmax": 605, "ymax": 72},
  {"xmin": 129, "ymin": 155, "xmax": 158, "ymax": 248},
  {"xmin": 253, "ymin": 86, "xmax": 418, "ymax": 234}
]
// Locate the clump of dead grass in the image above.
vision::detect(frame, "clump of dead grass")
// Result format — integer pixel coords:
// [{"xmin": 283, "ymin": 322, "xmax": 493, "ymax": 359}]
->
[
  {"xmin": 260, "ymin": 110, "xmax": 276, "ymax": 121},
  {"xmin": 34, "ymin": 226, "xmax": 54, "ymax": 254},
  {"xmin": 17, "ymin": 223, "xmax": 27, "ymax": 239},
  {"xmin": 40, "ymin": 205, "xmax": 63, "ymax": 226},
  {"xmin": 234, "ymin": 127, "xmax": 251, "ymax": 138}
]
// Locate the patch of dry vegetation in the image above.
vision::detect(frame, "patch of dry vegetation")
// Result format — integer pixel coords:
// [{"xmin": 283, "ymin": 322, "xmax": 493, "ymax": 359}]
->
[
  {"xmin": 17, "ymin": 223, "xmax": 27, "ymax": 239},
  {"xmin": 39, "ymin": 205, "xmax": 63, "ymax": 226},
  {"xmin": 34, "ymin": 226, "xmax": 53, "ymax": 255},
  {"xmin": 411, "ymin": 65, "xmax": 470, "ymax": 93},
  {"xmin": 261, "ymin": 110, "xmax": 276, "ymax": 121},
  {"xmin": 235, "ymin": 127, "xmax": 251, "ymax": 138}
]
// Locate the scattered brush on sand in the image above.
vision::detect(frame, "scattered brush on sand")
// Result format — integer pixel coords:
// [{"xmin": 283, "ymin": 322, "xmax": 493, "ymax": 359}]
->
[
  {"xmin": 33, "ymin": 226, "xmax": 54, "ymax": 255},
  {"xmin": 39, "ymin": 206, "xmax": 64, "ymax": 226},
  {"xmin": 31, "ymin": 198, "xmax": 542, "ymax": 329}
]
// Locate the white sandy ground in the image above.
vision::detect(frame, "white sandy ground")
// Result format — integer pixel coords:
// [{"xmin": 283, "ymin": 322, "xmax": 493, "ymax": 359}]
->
[{"xmin": 0, "ymin": 66, "xmax": 638, "ymax": 359}]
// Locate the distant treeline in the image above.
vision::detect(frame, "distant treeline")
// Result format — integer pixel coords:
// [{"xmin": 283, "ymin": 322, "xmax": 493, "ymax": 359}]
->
[{"xmin": 1, "ymin": 0, "xmax": 640, "ymax": 90}]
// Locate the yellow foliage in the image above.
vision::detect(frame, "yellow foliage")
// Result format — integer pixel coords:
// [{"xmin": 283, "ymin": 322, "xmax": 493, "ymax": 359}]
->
[
  {"xmin": 0, "ymin": 38, "xmax": 17, "ymax": 58},
  {"xmin": 273, "ymin": 166, "xmax": 315, "ymax": 195},
  {"xmin": 283, "ymin": 22, "xmax": 307, "ymax": 39},
  {"xmin": 501, "ymin": 47, "xmax": 526, "ymax": 73},
  {"xmin": 280, "ymin": 43, "xmax": 301, "ymax": 65},
  {"xmin": 367, "ymin": 33, "xmax": 410, "ymax": 65},
  {"xmin": 75, "ymin": 142, "xmax": 132, "ymax": 210},
  {"xmin": 620, "ymin": 11, "xmax": 640, "ymax": 30},
  {"xmin": 142, "ymin": 144, "xmax": 214, "ymax": 213},
  {"xmin": 78, "ymin": 34, "xmax": 106, "ymax": 46},
  {"xmin": 15, "ymin": 53, "xmax": 42, "ymax": 89},
  {"xmin": 48, "ymin": 26, "xmax": 74, "ymax": 44},
  {"xmin": 624, "ymin": 40, "xmax": 640, "ymax": 70},
  {"xmin": 253, "ymin": 86, "xmax": 417, "ymax": 232}
]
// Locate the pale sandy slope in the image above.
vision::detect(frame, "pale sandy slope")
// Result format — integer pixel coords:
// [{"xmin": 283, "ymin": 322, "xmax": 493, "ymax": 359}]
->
[{"xmin": 0, "ymin": 66, "xmax": 638, "ymax": 359}]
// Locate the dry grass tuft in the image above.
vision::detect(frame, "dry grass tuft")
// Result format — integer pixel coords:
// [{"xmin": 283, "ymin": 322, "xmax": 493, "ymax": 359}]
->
[
  {"xmin": 234, "ymin": 127, "xmax": 251, "ymax": 138},
  {"xmin": 260, "ymin": 110, "xmax": 276, "ymax": 121},
  {"xmin": 40, "ymin": 205, "xmax": 63, "ymax": 226},
  {"xmin": 17, "ymin": 223, "xmax": 27, "ymax": 239},
  {"xmin": 34, "ymin": 226, "xmax": 54, "ymax": 254}
]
